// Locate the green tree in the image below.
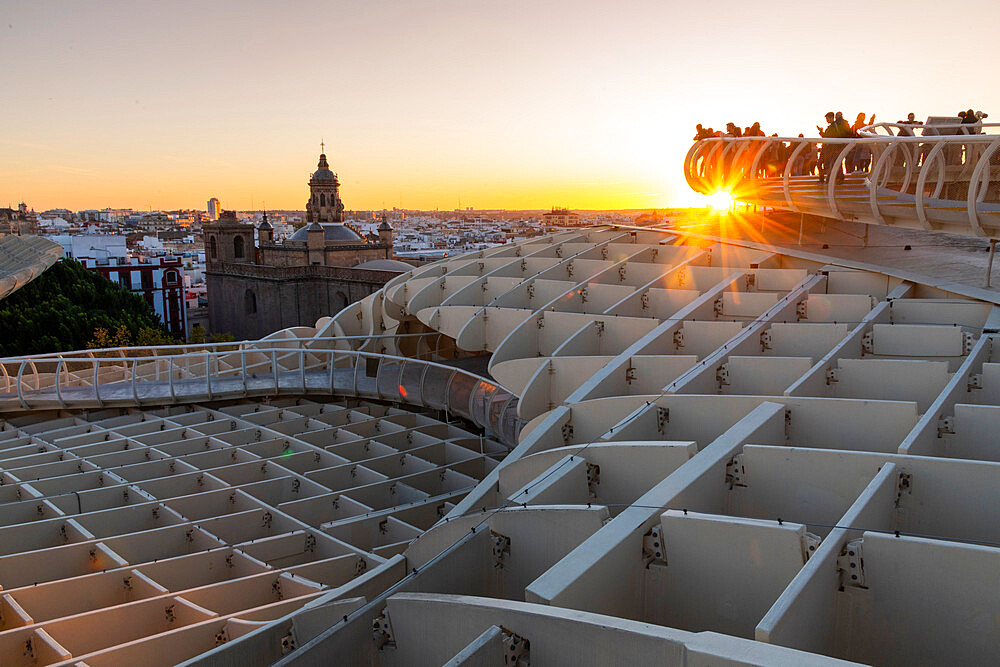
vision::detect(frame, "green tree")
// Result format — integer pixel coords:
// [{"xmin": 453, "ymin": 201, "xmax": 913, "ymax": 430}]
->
[
  {"xmin": 0, "ymin": 259, "xmax": 174, "ymax": 356},
  {"xmin": 188, "ymin": 323, "xmax": 234, "ymax": 345}
]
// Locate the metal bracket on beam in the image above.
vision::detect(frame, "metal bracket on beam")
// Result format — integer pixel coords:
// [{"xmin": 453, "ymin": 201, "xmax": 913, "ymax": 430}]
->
[
  {"xmin": 963, "ymin": 332, "xmax": 975, "ymax": 355},
  {"xmin": 642, "ymin": 525, "xmax": 668, "ymax": 568},
  {"xmin": 500, "ymin": 626, "xmax": 530, "ymax": 666},
  {"xmin": 372, "ymin": 608, "xmax": 396, "ymax": 650},
  {"xmin": 896, "ymin": 472, "xmax": 912, "ymax": 507},
  {"xmin": 716, "ymin": 363, "xmax": 730, "ymax": 388},
  {"xmin": 725, "ymin": 454, "xmax": 747, "ymax": 489},
  {"xmin": 837, "ymin": 539, "xmax": 867, "ymax": 589},
  {"xmin": 491, "ymin": 529, "xmax": 511, "ymax": 569},
  {"xmin": 656, "ymin": 407, "xmax": 669, "ymax": 435},
  {"xmin": 586, "ymin": 463, "xmax": 601, "ymax": 498},
  {"xmin": 760, "ymin": 330, "xmax": 773, "ymax": 352},
  {"xmin": 801, "ymin": 532, "xmax": 822, "ymax": 562}
]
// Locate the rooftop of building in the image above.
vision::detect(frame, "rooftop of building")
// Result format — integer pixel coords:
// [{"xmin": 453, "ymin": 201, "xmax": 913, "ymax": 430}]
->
[{"xmin": 288, "ymin": 222, "xmax": 362, "ymax": 243}]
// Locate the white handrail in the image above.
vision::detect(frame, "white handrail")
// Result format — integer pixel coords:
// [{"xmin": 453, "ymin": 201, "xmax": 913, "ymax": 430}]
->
[{"xmin": 687, "ymin": 133, "xmax": 1000, "ymax": 238}]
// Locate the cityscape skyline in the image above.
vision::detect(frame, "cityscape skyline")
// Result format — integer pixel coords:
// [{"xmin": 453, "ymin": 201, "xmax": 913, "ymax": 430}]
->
[{"xmin": 4, "ymin": 0, "xmax": 999, "ymax": 211}]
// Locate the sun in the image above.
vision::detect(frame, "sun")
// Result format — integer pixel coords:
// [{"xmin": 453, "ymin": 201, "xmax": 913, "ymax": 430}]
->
[{"xmin": 708, "ymin": 190, "xmax": 733, "ymax": 214}]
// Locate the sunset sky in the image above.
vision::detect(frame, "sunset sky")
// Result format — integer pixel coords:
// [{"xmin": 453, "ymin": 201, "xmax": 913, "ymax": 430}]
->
[{"xmin": 3, "ymin": 0, "xmax": 998, "ymax": 212}]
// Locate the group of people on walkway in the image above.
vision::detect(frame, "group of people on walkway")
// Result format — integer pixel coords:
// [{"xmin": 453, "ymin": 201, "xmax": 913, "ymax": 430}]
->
[
  {"xmin": 695, "ymin": 108, "xmax": 990, "ymax": 185},
  {"xmin": 815, "ymin": 111, "xmax": 877, "ymax": 182},
  {"xmin": 693, "ymin": 121, "xmax": 768, "ymax": 140}
]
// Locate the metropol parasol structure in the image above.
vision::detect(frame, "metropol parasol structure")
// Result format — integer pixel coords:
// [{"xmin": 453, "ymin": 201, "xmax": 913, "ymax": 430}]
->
[{"xmin": 1, "ymin": 123, "xmax": 1000, "ymax": 665}]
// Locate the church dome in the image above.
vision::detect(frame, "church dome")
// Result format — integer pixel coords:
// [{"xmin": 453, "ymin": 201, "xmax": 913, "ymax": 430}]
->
[
  {"xmin": 289, "ymin": 223, "xmax": 362, "ymax": 242},
  {"xmin": 354, "ymin": 259, "xmax": 413, "ymax": 272},
  {"xmin": 311, "ymin": 153, "xmax": 337, "ymax": 182}
]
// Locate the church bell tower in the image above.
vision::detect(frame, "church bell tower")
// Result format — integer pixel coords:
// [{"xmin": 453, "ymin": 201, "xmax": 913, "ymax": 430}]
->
[{"xmin": 305, "ymin": 144, "xmax": 345, "ymax": 223}]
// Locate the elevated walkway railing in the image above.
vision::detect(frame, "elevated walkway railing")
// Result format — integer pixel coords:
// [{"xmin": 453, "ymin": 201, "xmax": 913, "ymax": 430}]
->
[
  {"xmin": 0, "ymin": 346, "xmax": 524, "ymax": 448},
  {"xmin": 685, "ymin": 124, "xmax": 1000, "ymax": 238}
]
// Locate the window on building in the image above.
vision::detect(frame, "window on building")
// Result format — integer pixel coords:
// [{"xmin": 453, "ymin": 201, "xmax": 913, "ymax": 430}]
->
[
  {"xmin": 209, "ymin": 236, "xmax": 217, "ymax": 259},
  {"xmin": 234, "ymin": 235, "xmax": 245, "ymax": 259},
  {"xmin": 320, "ymin": 193, "xmax": 326, "ymax": 207},
  {"xmin": 164, "ymin": 270, "xmax": 178, "ymax": 284},
  {"xmin": 335, "ymin": 291, "xmax": 349, "ymax": 313},
  {"xmin": 118, "ymin": 272, "xmax": 130, "ymax": 289},
  {"xmin": 141, "ymin": 271, "xmax": 153, "ymax": 290},
  {"xmin": 244, "ymin": 289, "xmax": 257, "ymax": 315}
]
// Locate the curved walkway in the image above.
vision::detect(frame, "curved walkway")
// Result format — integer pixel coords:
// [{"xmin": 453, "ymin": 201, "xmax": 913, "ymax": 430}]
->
[{"xmin": 685, "ymin": 122, "xmax": 1000, "ymax": 238}]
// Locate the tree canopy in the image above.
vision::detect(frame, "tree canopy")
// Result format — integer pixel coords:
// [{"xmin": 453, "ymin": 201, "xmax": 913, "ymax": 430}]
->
[{"xmin": 0, "ymin": 258, "xmax": 173, "ymax": 356}]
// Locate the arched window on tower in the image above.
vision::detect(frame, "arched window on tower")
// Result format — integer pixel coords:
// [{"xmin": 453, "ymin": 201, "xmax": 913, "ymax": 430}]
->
[
  {"xmin": 233, "ymin": 235, "xmax": 245, "ymax": 259},
  {"xmin": 209, "ymin": 236, "xmax": 217, "ymax": 259},
  {"xmin": 164, "ymin": 270, "xmax": 178, "ymax": 284},
  {"xmin": 245, "ymin": 289, "xmax": 257, "ymax": 315},
  {"xmin": 320, "ymin": 193, "xmax": 326, "ymax": 207}
]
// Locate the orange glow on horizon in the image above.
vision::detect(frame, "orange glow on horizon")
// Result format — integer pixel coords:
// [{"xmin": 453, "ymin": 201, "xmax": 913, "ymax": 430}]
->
[
  {"xmin": 707, "ymin": 191, "xmax": 733, "ymax": 214},
  {"xmin": 3, "ymin": 3, "xmax": 999, "ymax": 212}
]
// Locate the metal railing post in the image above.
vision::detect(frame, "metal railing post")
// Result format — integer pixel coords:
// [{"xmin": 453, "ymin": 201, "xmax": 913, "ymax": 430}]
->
[
  {"xmin": 271, "ymin": 349, "xmax": 279, "ymax": 393},
  {"xmin": 987, "ymin": 240, "xmax": 998, "ymax": 287},
  {"xmin": 396, "ymin": 360, "xmax": 406, "ymax": 402},
  {"xmin": 168, "ymin": 357, "xmax": 175, "ymax": 403},
  {"xmin": 352, "ymin": 354, "xmax": 361, "ymax": 396},
  {"xmin": 94, "ymin": 359, "xmax": 104, "ymax": 407},
  {"xmin": 16, "ymin": 361, "xmax": 28, "ymax": 410},
  {"xmin": 328, "ymin": 350, "xmax": 336, "ymax": 392},
  {"xmin": 205, "ymin": 351, "xmax": 213, "ymax": 400},
  {"xmin": 967, "ymin": 138, "xmax": 1000, "ymax": 238},
  {"xmin": 444, "ymin": 369, "xmax": 457, "ymax": 422},
  {"xmin": 418, "ymin": 363, "xmax": 430, "ymax": 404},
  {"xmin": 55, "ymin": 358, "xmax": 66, "ymax": 409},
  {"xmin": 300, "ymin": 349, "xmax": 307, "ymax": 392},
  {"xmin": 131, "ymin": 359, "xmax": 139, "ymax": 403}
]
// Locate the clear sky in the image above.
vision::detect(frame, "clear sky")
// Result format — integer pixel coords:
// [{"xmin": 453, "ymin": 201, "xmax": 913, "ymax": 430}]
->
[{"xmin": 2, "ymin": 0, "xmax": 997, "ymax": 212}]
